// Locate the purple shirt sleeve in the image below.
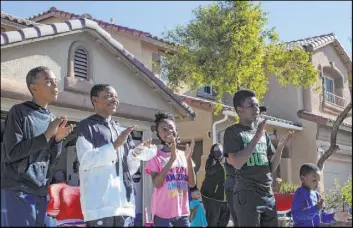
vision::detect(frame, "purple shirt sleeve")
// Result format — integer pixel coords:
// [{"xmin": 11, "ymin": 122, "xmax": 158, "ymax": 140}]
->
[
  {"xmin": 317, "ymin": 191, "xmax": 336, "ymax": 224},
  {"xmin": 291, "ymin": 188, "xmax": 319, "ymax": 221},
  {"xmin": 321, "ymin": 210, "xmax": 336, "ymax": 224}
]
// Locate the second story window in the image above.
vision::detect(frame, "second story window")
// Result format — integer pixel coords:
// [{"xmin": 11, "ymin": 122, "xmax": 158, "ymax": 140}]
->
[
  {"xmin": 202, "ymin": 85, "xmax": 212, "ymax": 95},
  {"xmin": 74, "ymin": 47, "xmax": 89, "ymax": 80},
  {"xmin": 197, "ymin": 84, "xmax": 215, "ymax": 99},
  {"xmin": 323, "ymin": 76, "xmax": 335, "ymax": 104},
  {"xmin": 152, "ymin": 51, "xmax": 168, "ymax": 84},
  {"xmin": 152, "ymin": 52, "xmax": 161, "ymax": 75}
]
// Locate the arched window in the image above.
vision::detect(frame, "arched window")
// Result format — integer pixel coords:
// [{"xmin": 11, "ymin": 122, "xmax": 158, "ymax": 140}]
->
[
  {"xmin": 65, "ymin": 41, "xmax": 93, "ymax": 94},
  {"xmin": 73, "ymin": 46, "xmax": 89, "ymax": 80}
]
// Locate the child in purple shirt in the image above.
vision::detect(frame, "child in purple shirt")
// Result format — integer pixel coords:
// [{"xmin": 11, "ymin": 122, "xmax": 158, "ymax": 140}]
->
[{"xmin": 291, "ymin": 163, "xmax": 350, "ymax": 227}]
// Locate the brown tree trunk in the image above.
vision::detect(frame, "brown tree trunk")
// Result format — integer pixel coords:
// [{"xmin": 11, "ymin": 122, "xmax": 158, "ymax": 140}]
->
[{"xmin": 317, "ymin": 100, "xmax": 352, "ymax": 170}]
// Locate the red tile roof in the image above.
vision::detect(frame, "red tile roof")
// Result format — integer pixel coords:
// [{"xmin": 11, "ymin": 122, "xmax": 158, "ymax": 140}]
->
[
  {"xmin": 27, "ymin": 7, "xmax": 162, "ymax": 40},
  {"xmin": 1, "ymin": 11, "xmax": 40, "ymax": 27},
  {"xmin": 285, "ymin": 33, "xmax": 352, "ymax": 75}
]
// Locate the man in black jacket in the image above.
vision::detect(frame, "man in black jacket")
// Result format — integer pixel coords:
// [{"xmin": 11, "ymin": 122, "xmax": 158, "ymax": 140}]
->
[{"xmin": 1, "ymin": 66, "xmax": 74, "ymax": 227}]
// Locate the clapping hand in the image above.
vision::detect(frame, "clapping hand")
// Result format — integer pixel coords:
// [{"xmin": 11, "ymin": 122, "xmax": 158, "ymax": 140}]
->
[
  {"xmin": 54, "ymin": 117, "xmax": 75, "ymax": 142},
  {"xmin": 317, "ymin": 198, "xmax": 325, "ymax": 210},
  {"xmin": 334, "ymin": 211, "xmax": 350, "ymax": 222},
  {"xmin": 278, "ymin": 131, "xmax": 294, "ymax": 147},
  {"xmin": 132, "ymin": 139, "xmax": 153, "ymax": 157},
  {"xmin": 113, "ymin": 126, "xmax": 135, "ymax": 149},
  {"xmin": 255, "ymin": 119, "xmax": 268, "ymax": 140},
  {"xmin": 185, "ymin": 139, "xmax": 195, "ymax": 161},
  {"xmin": 44, "ymin": 116, "xmax": 74, "ymax": 142}
]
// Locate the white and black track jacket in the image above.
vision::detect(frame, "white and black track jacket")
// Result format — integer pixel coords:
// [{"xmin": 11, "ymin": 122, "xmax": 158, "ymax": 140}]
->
[{"xmin": 76, "ymin": 114, "xmax": 140, "ymax": 222}]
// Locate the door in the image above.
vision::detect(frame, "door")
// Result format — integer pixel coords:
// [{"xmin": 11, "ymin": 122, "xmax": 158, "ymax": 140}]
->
[{"xmin": 131, "ymin": 130, "xmax": 143, "ymax": 225}]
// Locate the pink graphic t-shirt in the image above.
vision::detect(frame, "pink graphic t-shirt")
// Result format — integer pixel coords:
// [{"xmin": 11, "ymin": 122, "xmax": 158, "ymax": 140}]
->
[{"xmin": 145, "ymin": 149, "xmax": 193, "ymax": 219}]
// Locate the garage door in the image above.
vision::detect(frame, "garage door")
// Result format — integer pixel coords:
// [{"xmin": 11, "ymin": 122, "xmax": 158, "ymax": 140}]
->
[{"xmin": 323, "ymin": 159, "xmax": 352, "ymax": 191}]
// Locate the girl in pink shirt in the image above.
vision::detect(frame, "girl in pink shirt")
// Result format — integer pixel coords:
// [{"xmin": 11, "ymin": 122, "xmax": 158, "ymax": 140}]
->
[{"xmin": 145, "ymin": 111, "xmax": 196, "ymax": 227}]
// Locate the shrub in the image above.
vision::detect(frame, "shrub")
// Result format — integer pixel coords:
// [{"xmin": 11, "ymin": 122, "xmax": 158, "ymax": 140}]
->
[
  {"xmin": 323, "ymin": 176, "xmax": 352, "ymax": 211},
  {"xmin": 279, "ymin": 181, "xmax": 300, "ymax": 194}
]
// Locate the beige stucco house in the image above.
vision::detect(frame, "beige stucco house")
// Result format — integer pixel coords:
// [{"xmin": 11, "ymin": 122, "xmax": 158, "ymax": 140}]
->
[
  {"xmin": 1, "ymin": 8, "xmax": 351, "ymax": 223},
  {"xmin": 262, "ymin": 34, "xmax": 352, "ymax": 191}
]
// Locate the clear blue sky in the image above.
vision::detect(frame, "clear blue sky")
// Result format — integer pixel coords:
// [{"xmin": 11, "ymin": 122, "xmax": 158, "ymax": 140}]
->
[{"xmin": 1, "ymin": 1, "xmax": 352, "ymax": 58}]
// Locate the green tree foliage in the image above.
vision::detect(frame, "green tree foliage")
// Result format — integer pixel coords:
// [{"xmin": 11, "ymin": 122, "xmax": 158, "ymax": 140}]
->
[{"xmin": 161, "ymin": 1, "xmax": 318, "ymax": 104}]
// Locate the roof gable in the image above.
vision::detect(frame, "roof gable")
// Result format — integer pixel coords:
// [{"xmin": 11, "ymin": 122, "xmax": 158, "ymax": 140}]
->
[
  {"xmin": 285, "ymin": 33, "xmax": 352, "ymax": 76},
  {"xmin": 1, "ymin": 18, "xmax": 195, "ymax": 120}
]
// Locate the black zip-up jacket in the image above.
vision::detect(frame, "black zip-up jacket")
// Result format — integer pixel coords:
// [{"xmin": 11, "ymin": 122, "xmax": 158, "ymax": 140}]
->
[
  {"xmin": 200, "ymin": 157, "xmax": 227, "ymax": 202},
  {"xmin": 1, "ymin": 101, "xmax": 62, "ymax": 196}
]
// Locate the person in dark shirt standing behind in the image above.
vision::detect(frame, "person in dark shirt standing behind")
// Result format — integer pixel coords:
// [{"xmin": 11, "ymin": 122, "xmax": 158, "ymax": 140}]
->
[
  {"xmin": 223, "ymin": 89, "xmax": 293, "ymax": 227},
  {"xmin": 200, "ymin": 143, "xmax": 230, "ymax": 227},
  {"xmin": 1, "ymin": 66, "xmax": 74, "ymax": 227},
  {"xmin": 224, "ymin": 159, "xmax": 238, "ymax": 226}
]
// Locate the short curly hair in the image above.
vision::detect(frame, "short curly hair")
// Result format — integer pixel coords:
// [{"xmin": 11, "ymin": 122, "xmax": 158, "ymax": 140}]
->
[
  {"xmin": 26, "ymin": 66, "xmax": 51, "ymax": 95},
  {"xmin": 232, "ymin": 89, "xmax": 256, "ymax": 109},
  {"xmin": 154, "ymin": 111, "xmax": 175, "ymax": 130},
  {"xmin": 90, "ymin": 84, "xmax": 112, "ymax": 107},
  {"xmin": 299, "ymin": 163, "xmax": 320, "ymax": 177}
]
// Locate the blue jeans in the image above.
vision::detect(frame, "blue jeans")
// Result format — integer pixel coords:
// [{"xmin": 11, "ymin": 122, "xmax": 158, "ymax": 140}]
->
[
  {"xmin": 153, "ymin": 215, "xmax": 190, "ymax": 227},
  {"xmin": 1, "ymin": 189, "xmax": 47, "ymax": 227}
]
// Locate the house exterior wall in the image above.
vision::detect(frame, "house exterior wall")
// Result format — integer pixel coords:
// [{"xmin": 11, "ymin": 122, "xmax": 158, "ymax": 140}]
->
[
  {"xmin": 177, "ymin": 106, "xmax": 214, "ymax": 187},
  {"xmin": 262, "ymin": 43, "xmax": 352, "ymax": 190},
  {"xmin": 262, "ymin": 77, "xmax": 304, "ymax": 123},
  {"xmin": 37, "ymin": 17, "xmax": 162, "ymax": 73},
  {"xmin": 1, "ymin": 32, "xmax": 175, "ymax": 113},
  {"xmin": 290, "ymin": 119, "xmax": 320, "ymax": 186}
]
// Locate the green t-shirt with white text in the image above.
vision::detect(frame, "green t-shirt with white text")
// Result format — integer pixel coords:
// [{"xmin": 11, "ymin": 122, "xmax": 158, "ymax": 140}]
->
[{"xmin": 223, "ymin": 124, "xmax": 275, "ymax": 194}]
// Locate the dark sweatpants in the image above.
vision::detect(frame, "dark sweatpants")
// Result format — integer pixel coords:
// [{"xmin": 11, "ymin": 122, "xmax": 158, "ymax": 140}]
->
[
  {"xmin": 225, "ymin": 188, "xmax": 238, "ymax": 227},
  {"xmin": 153, "ymin": 215, "xmax": 190, "ymax": 227},
  {"xmin": 233, "ymin": 190, "xmax": 278, "ymax": 227},
  {"xmin": 85, "ymin": 216, "xmax": 134, "ymax": 227},
  {"xmin": 1, "ymin": 189, "xmax": 47, "ymax": 227},
  {"xmin": 202, "ymin": 196, "xmax": 230, "ymax": 227}
]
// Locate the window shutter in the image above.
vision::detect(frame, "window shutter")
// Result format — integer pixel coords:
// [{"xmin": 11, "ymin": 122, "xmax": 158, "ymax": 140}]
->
[{"xmin": 74, "ymin": 47, "xmax": 88, "ymax": 79}]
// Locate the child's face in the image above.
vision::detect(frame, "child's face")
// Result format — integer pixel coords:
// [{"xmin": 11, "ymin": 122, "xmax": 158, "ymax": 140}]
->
[
  {"xmin": 237, "ymin": 97, "xmax": 260, "ymax": 123},
  {"xmin": 191, "ymin": 190, "xmax": 201, "ymax": 200},
  {"xmin": 301, "ymin": 171, "xmax": 321, "ymax": 190},
  {"xmin": 157, "ymin": 119, "xmax": 177, "ymax": 144}
]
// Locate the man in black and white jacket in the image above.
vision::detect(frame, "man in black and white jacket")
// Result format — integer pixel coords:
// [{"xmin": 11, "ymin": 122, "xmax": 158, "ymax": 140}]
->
[{"xmin": 76, "ymin": 84, "xmax": 152, "ymax": 227}]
